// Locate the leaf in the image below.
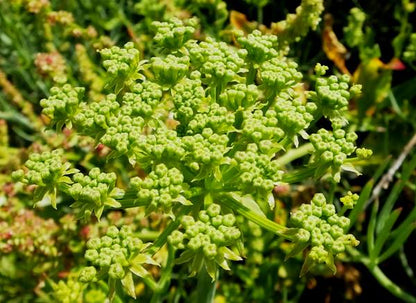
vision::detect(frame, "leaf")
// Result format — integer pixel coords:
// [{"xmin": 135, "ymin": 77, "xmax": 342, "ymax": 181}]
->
[
  {"xmin": 49, "ymin": 188, "xmax": 57, "ymax": 209},
  {"xmin": 58, "ymin": 176, "xmax": 73, "ymax": 184},
  {"xmin": 129, "ymin": 264, "xmax": 149, "ymax": 278},
  {"xmin": 205, "ymin": 259, "xmax": 218, "ymax": 281},
  {"xmin": 341, "ymin": 163, "xmax": 362, "ymax": 176},
  {"xmin": 94, "ymin": 205, "xmax": 105, "ymax": 220},
  {"xmin": 175, "ymin": 196, "xmax": 193, "ymax": 206},
  {"xmin": 176, "ymin": 250, "xmax": 194, "ymax": 264},
  {"xmin": 190, "ymin": 253, "xmax": 204, "ymax": 277},
  {"xmin": 132, "ymin": 254, "xmax": 159, "ymax": 267},
  {"xmin": 300, "ymin": 253, "xmax": 314, "ymax": 277},
  {"xmin": 105, "ymin": 198, "xmax": 122, "ymax": 208},
  {"xmin": 221, "ymin": 247, "xmax": 242, "ymax": 261},
  {"xmin": 228, "ymin": 192, "xmax": 266, "ymax": 218},
  {"xmin": 33, "ymin": 186, "xmax": 48, "ymax": 202},
  {"xmin": 371, "ymin": 208, "xmax": 401, "ymax": 260},
  {"xmin": 267, "ymin": 192, "xmax": 275, "ymax": 210},
  {"xmin": 121, "ymin": 271, "xmax": 136, "ymax": 299},
  {"xmin": 325, "ymin": 254, "xmax": 336, "ymax": 274},
  {"xmin": 285, "ymin": 241, "xmax": 309, "ymax": 261}
]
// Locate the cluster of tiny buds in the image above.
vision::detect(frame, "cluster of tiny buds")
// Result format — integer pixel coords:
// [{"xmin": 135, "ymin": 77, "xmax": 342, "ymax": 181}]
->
[
  {"xmin": 99, "ymin": 42, "xmax": 139, "ymax": 76},
  {"xmin": 130, "ymin": 163, "xmax": 186, "ymax": 211},
  {"xmin": 291, "ymin": 193, "xmax": 359, "ymax": 257},
  {"xmin": 168, "ymin": 204, "xmax": 241, "ymax": 260},
  {"xmin": 12, "ymin": 149, "xmax": 66, "ymax": 186},
  {"xmin": 80, "ymin": 226, "xmax": 146, "ymax": 282}
]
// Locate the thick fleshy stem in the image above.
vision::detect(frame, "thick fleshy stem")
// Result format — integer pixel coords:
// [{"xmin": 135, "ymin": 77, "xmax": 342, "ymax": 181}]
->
[
  {"xmin": 220, "ymin": 193, "xmax": 293, "ymax": 240},
  {"xmin": 196, "ymin": 266, "xmax": 217, "ymax": 303}
]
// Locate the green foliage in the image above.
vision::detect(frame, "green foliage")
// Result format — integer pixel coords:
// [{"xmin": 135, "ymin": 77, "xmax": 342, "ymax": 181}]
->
[{"xmin": 1, "ymin": 0, "xmax": 416, "ymax": 302}]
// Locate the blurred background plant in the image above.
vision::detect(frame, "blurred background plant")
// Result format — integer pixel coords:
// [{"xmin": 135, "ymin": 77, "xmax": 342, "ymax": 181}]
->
[{"xmin": 0, "ymin": 0, "xmax": 416, "ymax": 302}]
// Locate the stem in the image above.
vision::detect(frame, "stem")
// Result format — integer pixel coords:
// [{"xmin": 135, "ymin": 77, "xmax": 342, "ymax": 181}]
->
[
  {"xmin": 196, "ymin": 266, "xmax": 216, "ymax": 303},
  {"xmin": 257, "ymin": 6, "xmax": 263, "ymax": 24},
  {"xmin": 246, "ymin": 66, "xmax": 256, "ymax": 85},
  {"xmin": 221, "ymin": 193, "xmax": 293, "ymax": 240},
  {"xmin": 368, "ymin": 266, "xmax": 416, "ymax": 303},
  {"xmin": 348, "ymin": 248, "xmax": 416, "ymax": 302},
  {"xmin": 274, "ymin": 143, "xmax": 314, "ymax": 167},
  {"xmin": 151, "ymin": 245, "xmax": 176, "ymax": 303},
  {"xmin": 148, "ymin": 206, "xmax": 191, "ymax": 255}
]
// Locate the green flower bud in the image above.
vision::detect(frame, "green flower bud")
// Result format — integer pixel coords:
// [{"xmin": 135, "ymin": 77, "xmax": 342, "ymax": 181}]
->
[{"xmin": 79, "ymin": 266, "xmax": 97, "ymax": 283}]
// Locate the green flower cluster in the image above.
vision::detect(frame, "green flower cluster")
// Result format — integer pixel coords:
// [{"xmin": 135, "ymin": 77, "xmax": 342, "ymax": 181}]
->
[
  {"xmin": 404, "ymin": 33, "xmax": 416, "ymax": 65},
  {"xmin": 100, "ymin": 114, "xmax": 145, "ymax": 156},
  {"xmin": 232, "ymin": 143, "xmax": 283, "ymax": 203},
  {"xmin": 122, "ymin": 82, "xmax": 163, "ymax": 119},
  {"xmin": 73, "ymin": 94, "xmax": 120, "ymax": 136},
  {"xmin": 340, "ymin": 191, "xmax": 359, "ymax": 209},
  {"xmin": 52, "ymin": 278, "xmax": 84, "ymax": 303},
  {"xmin": 237, "ymin": 30, "xmax": 278, "ymax": 65},
  {"xmin": 134, "ymin": 128, "xmax": 185, "ymax": 169},
  {"xmin": 0, "ymin": 209, "xmax": 58, "ymax": 257},
  {"xmin": 40, "ymin": 84, "xmax": 85, "ymax": 130},
  {"xmin": 272, "ymin": 0, "xmax": 324, "ymax": 45},
  {"xmin": 100, "ymin": 42, "xmax": 140, "ymax": 77},
  {"xmin": 258, "ymin": 58, "xmax": 303, "ymax": 98},
  {"xmin": 152, "ymin": 17, "xmax": 198, "ymax": 50},
  {"xmin": 172, "ymin": 76, "xmax": 205, "ymax": 127},
  {"xmin": 289, "ymin": 193, "xmax": 359, "ymax": 274},
  {"xmin": 99, "ymin": 42, "xmax": 140, "ymax": 91},
  {"xmin": 187, "ymin": 38, "xmax": 247, "ymax": 88},
  {"xmin": 309, "ymin": 69, "xmax": 361, "ymax": 120},
  {"xmin": 150, "ymin": 54, "xmax": 190, "ymax": 87},
  {"xmin": 310, "ymin": 128, "xmax": 357, "ymax": 181},
  {"xmin": 343, "ymin": 8, "xmax": 366, "ymax": 48},
  {"xmin": 240, "ymin": 110, "xmax": 284, "ymax": 149},
  {"xmin": 219, "ymin": 83, "xmax": 259, "ymax": 110},
  {"xmin": 12, "ymin": 149, "xmax": 76, "ymax": 208},
  {"xmin": 272, "ymin": 90, "xmax": 317, "ymax": 139},
  {"xmin": 168, "ymin": 204, "xmax": 242, "ymax": 279},
  {"xmin": 79, "ymin": 226, "xmax": 157, "ymax": 298},
  {"xmin": 186, "ymin": 103, "xmax": 235, "ymax": 135},
  {"xmin": 68, "ymin": 168, "xmax": 122, "ymax": 219},
  {"xmin": 182, "ymin": 129, "xmax": 229, "ymax": 176},
  {"xmin": 129, "ymin": 164, "xmax": 188, "ymax": 214}
]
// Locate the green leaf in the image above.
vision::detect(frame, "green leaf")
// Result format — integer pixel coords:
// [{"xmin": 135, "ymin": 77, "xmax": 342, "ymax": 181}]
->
[
  {"xmin": 371, "ymin": 208, "xmax": 401, "ymax": 261},
  {"xmin": 190, "ymin": 253, "xmax": 204, "ymax": 277},
  {"xmin": 129, "ymin": 264, "xmax": 149, "ymax": 278},
  {"xmin": 228, "ymin": 192, "xmax": 265, "ymax": 218},
  {"xmin": 379, "ymin": 223, "xmax": 416, "ymax": 262},
  {"xmin": 132, "ymin": 254, "xmax": 159, "ymax": 267},
  {"xmin": 33, "ymin": 186, "xmax": 48, "ymax": 202},
  {"xmin": 377, "ymin": 155, "xmax": 416, "ymax": 234},
  {"xmin": 221, "ymin": 247, "xmax": 242, "ymax": 261},
  {"xmin": 105, "ymin": 198, "xmax": 122, "ymax": 208},
  {"xmin": 205, "ymin": 259, "xmax": 217, "ymax": 281},
  {"xmin": 348, "ymin": 179, "xmax": 374, "ymax": 230},
  {"xmin": 285, "ymin": 241, "xmax": 309, "ymax": 261},
  {"xmin": 176, "ymin": 250, "xmax": 194, "ymax": 264},
  {"xmin": 121, "ymin": 271, "xmax": 136, "ymax": 299}
]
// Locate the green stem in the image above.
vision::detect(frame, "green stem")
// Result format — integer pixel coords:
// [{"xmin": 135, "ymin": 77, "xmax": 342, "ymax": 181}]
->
[
  {"xmin": 257, "ymin": 6, "xmax": 263, "ymax": 24},
  {"xmin": 246, "ymin": 66, "xmax": 256, "ymax": 85},
  {"xmin": 196, "ymin": 266, "xmax": 216, "ymax": 303},
  {"xmin": 148, "ymin": 206, "xmax": 191, "ymax": 255},
  {"xmin": 348, "ymin": 249, "xmax": 416, "ymax": 302},
  {"xmin": 368, "ymin": 265, "xmax": 416, "ymax": 303},
  {"xmin": 274, "ymin": 143, "xmax": 314, "ymax": 167},
  {"xmin": 221, "ymin": 193, "xmax": 293, "ymax": 240},
  {"xmin": 151, "ymin": 245, "xmax": 176, "ymax": 303}
]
